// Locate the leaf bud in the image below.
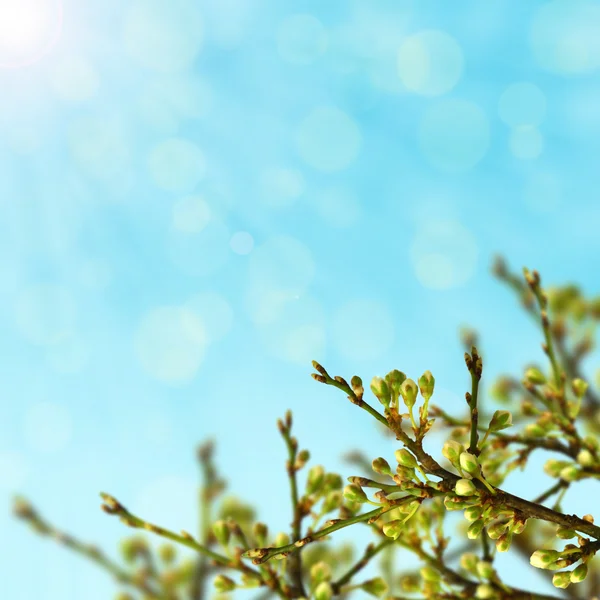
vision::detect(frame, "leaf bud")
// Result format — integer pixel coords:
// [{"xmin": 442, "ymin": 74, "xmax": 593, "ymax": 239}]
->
[
  {"xmin": 295, "ymin": 449, "xmax": 310, "ymax": 470},
  {"xmin": 306, "ymin": 465, "xmax": 325, "ymax": 495},
  {"xmin": 418, "ymin": 370, "xmax": 435, "ymax": 402},
  {"xmin": 395, "ymin": 448, "xmax": 418, "ymax": 469},
  {"xmin": 400, "ymin": 378, "xmax": 418, "ymax": 410}
]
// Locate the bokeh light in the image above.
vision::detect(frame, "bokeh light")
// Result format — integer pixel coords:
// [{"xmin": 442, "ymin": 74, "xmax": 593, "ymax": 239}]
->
[{"xmin": 276, "ymin": 14, "xmax": 328, "ymax": 65}]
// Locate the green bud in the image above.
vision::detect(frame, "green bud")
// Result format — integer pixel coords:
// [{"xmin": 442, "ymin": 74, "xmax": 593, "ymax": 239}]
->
[
  {"xmin": 241, "ymin": 572, "xmax": 262, "ymax": 588},
  {"xmin": 476, "ymin": 560, "xmax": 494, "ymax": 579},
  {"xmin": 158, "ymin": 543, "xmax": 176, "ymax": 564},
  {"xmin": 584, "ymin": 435, "xmax": 600, "ymax": 452},
  {"xmin": 310, "ymin": 561, "xmax": 332, "ymax": 585},
  {"xmin": 525, "ymin": 367, "xmax": 546, "ymax": 385},
  {"xmin": 307, "ymin": 465, "xmax": 325, "ymax": 495},
  {"xmin": 360, "ymin": 577, "xmax": 388, "ymax": 598},
  {"xmin": 418, "ymin": 370, "xmax": 435, "ymax": 401},
  {"xmin": 544, "ymin": 459, "xmax": 570, "ymax": 478},
  {"xmin": 487, "ymin": 520, "xmax": 509, "ymax": 540},
  {"xmin": 552, "ymin": 571, "xmax": 572, "ymax": 589},
  {"xmin": 455, "ymin": 478, "xmax": 477, "ymax": 497},
  {"xmin": 214, "ymin": 574, "xmax": 236, "ymax": 593},
  {"xmin": 444, "ymin": 495, "xmax": 473, "ymax": 510},
  {"xmin": 322, "ymin": 491, "xmax": 342, "ymax": 513},
  {"xmin": 323, "ymin": 472, "xmax": 343, "ymax": 491},
  {"xmin": 495, "ymin": 532, "xmax": 512, "ymax": 553},
  {"xmin": 556, "ymin": 528, "xmax": 577, "ymax": 539},
  {"xmin": 343, "ymin": 483, "xmax": 368, "ymax": 504},
  {"xmin": 559, "ymin": 465, "xmax": 580, "ymax": 482},
  {"xmin": 459, "ymin": 451, "xmax": 479, "ymax": 475},
  {"xmin": 274, "ymin": 532, "xmax": 290, "ymax": 547},
  {"xmin": 460, "ymin": 552, "xmax": 479, "ymax": 573},
  {"xmin": 488, "ymin": 410, "xmax": 513, "ymax": 432},
  {"xmin": 420, "ymin": 566, "xmax": 441, "ymax": 582},
  {"xmin": 570, "ymin": 563, "xmax": 588, "ymax": 583},
  {"xmin": 372, "ymin": 457, "xmax": 392, "ymax": 476},
  {"xmin": 442, "ymin": 440, "xmax": 464, "ymax": 466},
  {"xmin": 370, "ymin": 377, "xmax": 391, "ymax": 408},
  {"xmin": 382, "ymin": 519, "xmax": 404, "ymax": 540},
  {"xmin": 530, "ymin": 549, "xmax": 561, "ymax": 569},
  {"xmin": 385, "ymin": 369, "xmax": 407, "ymax": 406},
  {"xmin": 475, "ymin": 584, "xmax": 496, "ymax": 599},
  {"xmin": 315, "ymin": 582, "xmax": 333, "ymax": 600},
  {"xmin": 350, "ymin": 375, "xmax": 364, "ymax": 397},
  {"xmin": 525, "ymin": 423, "xmax": 547, "ymax": 437},
  {"xmin": 571, "ymin": 378, "xmax": 589, "ymax": 398},
  {"xmin": 467, "ymin": 519, "xmax": 485, "ymax": 540},
  {"xmin": 295, "ymin": 449, "xmax": 310, "ymax": 469},
  {"xmin": 212, "ymin": 520, "xmax": 230, "ymax": 547},
  {"xmin": 464, "ymin": 505, "xmax": 483, "ymax": 522},
  {"xmin": 577, "ymin": 449, "xmax": 595, "ymax": 467},
  {"xmin": 252, "ymin": 522, "xmax": 268, "ymax": 547},
  {"xmin": 400, "ymin": 378, "xmax": 418, "ymax": 410},
  {"xmin": 399, "ymin": 575, "xmax": 420, "ymax": 593},
  {"xmin": 395, "ymin": 448, "xmax": 418, "ymax": 469}
]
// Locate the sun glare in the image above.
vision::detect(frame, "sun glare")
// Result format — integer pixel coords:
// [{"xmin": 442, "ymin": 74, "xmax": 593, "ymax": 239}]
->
[{"xmin": 0, "ymin": 0, "xmax": 62, "ymax": 68}]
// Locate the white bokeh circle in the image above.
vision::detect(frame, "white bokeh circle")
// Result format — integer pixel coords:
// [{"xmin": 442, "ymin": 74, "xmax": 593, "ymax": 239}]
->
[
  {"xmin": 46, "ymin": 331, "xmax": 89, "ymax": 373},
  {"xmin": 523, "ymin": 172, "xmax": 562, "ymax": 212},
  {"xmin": 185, "ymin": 291, "xmax": 233, "ymax": 343},
  {"xmin": 149, "ymin": 138, "xmax": 206, "ymax": 192},
  {"xmin": 0, "ymin": 452, "xmax": 28, "ymax": 491},
  {"xmin": 498, "ymin": 82, "xmax": 546, "ymax": 127},
  {"xmin": 50, "ymin": 55, "xmax": 99, "ymax": 102},
  {"xmin": 312, "ymin": 186, "xmax": 361, "ymax": 228},
  {"xmin": 296, "ymin": 106, "xmax": 361, "ymax": 172},
  {"xmin": 259, "ymin": 167, "xmax": 305, "ymax": 208},
  {"xmin": 331, "ymin": 298, "xmax": 396, "ymax": 362},
  {"xmin": 123, "ymin": 0, "xmax": 203, "ymax": 72},
  {"xmin": 14, "ymin": 284, "xmax": 76, "ymax": 346},
  {"xmin": 134, "ymin": 306, "xmax": 208, "ymax": 384},
  {"xmin": 509, "ymin": 126, "xmax": 544, "ymax": 160},
  {"xmin": 418, "ymin": 99, "xmax": 490, "ymax": 172},
  {"xmin": 24, "ymin": 401, "xmax": 72, "ymax": 452},
  {"xmin": 230, "ymin": 231, "xmax": 254, "ymax": 255},
  {"xmin": 276, "ymin": 13, "xmax": 328, "ymax": 65},
  {"xmin": 410, "ymin": 220, "xmax": 478, "ymax": 290},
  {"xmin": 172, "ymin": 195, "xmax": 211, "ymax": 233},
  {"xmin": 397, "ymin": 30, "xmax": 464, "ymax": 96},
  {"xmin": 531, "ymin": 0, "xmax": 600, "ymax": 75}
]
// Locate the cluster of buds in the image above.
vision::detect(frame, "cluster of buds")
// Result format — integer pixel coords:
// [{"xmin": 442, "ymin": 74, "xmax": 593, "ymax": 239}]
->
[
  {"xmin": 530, "ymin": 530, "xmax": 595, "ymax": 590},
  {"xmin": 442, "ymin": 441, "xmax": 496, "ymax": 495}
]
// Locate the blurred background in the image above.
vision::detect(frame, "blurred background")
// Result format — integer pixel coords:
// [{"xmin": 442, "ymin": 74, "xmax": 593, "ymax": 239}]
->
[{"xmin": 2, "ymin": 0, "xmax": 600, "ymax": 597}]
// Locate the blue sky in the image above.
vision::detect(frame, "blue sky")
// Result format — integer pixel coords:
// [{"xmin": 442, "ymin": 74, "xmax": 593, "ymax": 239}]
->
[{"xmin": 2, "ymin": 0, "xmax": 600, "ymax": 598}]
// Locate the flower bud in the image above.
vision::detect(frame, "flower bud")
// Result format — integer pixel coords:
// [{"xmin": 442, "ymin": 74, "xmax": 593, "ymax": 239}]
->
[
  {"xmin": 442, "ymin": 440, "xmax": 464, "ymax": 466},
  {"xmin": 418, "ymin": 371, "xmax": 435, "ymax": 402},
  {"xmin": 467, "ymin": 519, "xmax": 485, "ymax": 539},
  {"xmin": 295, "ymin": 449, "xmax": 310, "ymax": 469},
  {"xmin": 525, "ymin": 423, "xmax": 547, "ymax": 437},
  {"xmin": 395, "ymin": 448, "xmax": 418, "ymax": 469},
  {"xmin": 556, "ymin": 527, "xmax": 576, "ymax": 539},
  {"xmin": 571, "ymin": 378, "xmax": 589, "ymax": 399},
  {"xmin": 372, "ymin": 457, "xmax": 392, "ymax": 476},
  {"xmin": 322, "ymin": 491, "xmax": 342, "ymax": 513},
  {"xmin": 488, "ymin": 410, "xmax": 513, "ymax": 432},
  {"xmin": 455, "ymin": 478, "xmax": 477, "ymax": 497},
  {"xmin": 252, "ymin": 522, "xmax": 268, "ymax": 546},
  {"xmin": 343, "ymin": 483, "xmax": 368, "ymax": 504},
  {"xmin": 350, "ymin": 375, "xmax": 364, "ymax": 397},
  {"xmin": 370, "ymin": 377, "xmax": 390, "ymax": 407},
  {"xmin": 212, "ymin": 520, "xmax": 230, "ymax": 547},
  {"xmin": 544, "ymin": 459, "xmax": 570, "ymax": 478},
  {"xmin": 385, "ymin": 369, "xmax": 406, "ymax": 406},
  {"xmin": 464, "ymin": 505, "xmax": 483, "ymax": 522},
  {"xmin": 323, "ymin": 472, "xmax": 343, "ymax": 491},
  {"xmin": 570, "ymin": 563, "xmax": 588, "ymax": 583},
  {"xmin": 420, "ymin": 566, "xmax": 440, "ymax": 582},
  {"xmin": 399, "ymin": 575, "xmax": 420, "ymax": 592},
  {"xmin": 360, "ymin": 577, "xmax": 388, "ymax": 598},
  {"xmin": 241, "ymin": 572, "xmax": 262, "ymax": 588},
  {"xmin": 306, "ymin": 465, "xmax": 325, "ymax": 495},
  {"xmin": 460, "ymin": 552, "xmax": 478, "ymax": 573},
  {"xmin": 475, "ymin": 584, "xmax": 495, "ymax": 599},
  {"xmin": 577, "ymin": 449, "xmax": 595, "ymax": 467},
  {"xmin": 315, "ymin": 581, "xmax": 333, "ymax": 600},
  {"xmin": 310, "ymin": 561, "xmax": 332, "ymax": 585},
  {"xmin": 400, "ymin": 378, "xmax": 418, "ymax": 410},
  {"xmin": 459, "ymin": 452, "xmax": 479, "ymax": 475},
  {"xmin": 158, "ymin": 544, "xmax": 176, "ymax": 564},
  {"xmin": 214, "ymin": 574, "xmax": 236, "ymax": 593},
  {"xmin": 382, "ymin": 519, "xmax": 404, "ymax": 540},
  {"xmin": 530, "ymin": 549, "xmax": 560, "ymax": 569},
  {"xmin": 559, "ymin": 465, "xmax": 580, "ymax": 482},
  {"xmin": 552, "ymin": 571, "xmax": 572, "ymax": 589},
  {"xmin": 495, "ymin": 532, "xmax": 512, "ymax": 553},
  {"xmin": 525, "ymin": 367, "xmax": 546, "ymax": 385},
  {"xmin": 476, "ymin": 561, "xmax": 494, "ymax": 579},
  {"xmin": 444, "ymin": 495, "xmax": 472, "ymax": 510}
]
